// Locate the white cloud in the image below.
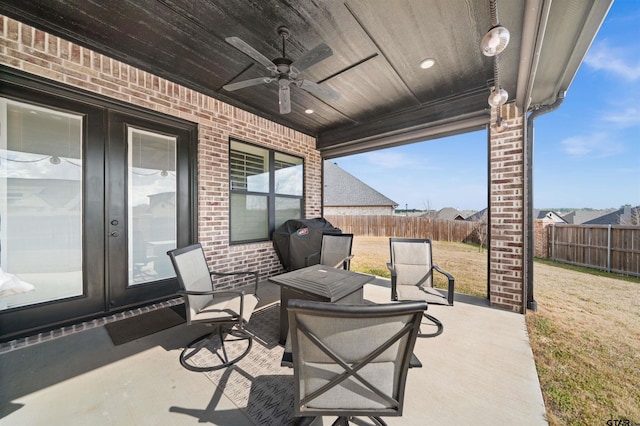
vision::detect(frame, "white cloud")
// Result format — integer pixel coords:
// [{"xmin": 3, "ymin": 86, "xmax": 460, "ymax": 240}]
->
[
  {"xmin": 602, "ymin": 107, "xmax": 640, "ymax": 128},
  {"xmin": 363, "ymin": 151, "xmax": 418, "ymax": 169},
  {"xmin": 561, "ymin": 132, "xmax": 624, "ymax": 158},
  {"xmin": 584, "ymin": 41, "xmax": 640, "ymax": 81}
]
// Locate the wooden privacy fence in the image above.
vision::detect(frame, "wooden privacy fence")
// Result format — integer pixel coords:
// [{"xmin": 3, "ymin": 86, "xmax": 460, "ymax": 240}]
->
[
  {"xmin": 324, "ymin": 215, "xmax": 485, "ymax": 245},
  {"xmin": 548, "ymin": 224, "xmax": 640, "ymax": 277}
]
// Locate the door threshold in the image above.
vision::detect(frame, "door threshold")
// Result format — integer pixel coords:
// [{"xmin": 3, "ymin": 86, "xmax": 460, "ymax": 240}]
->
[{"xmin": 0, "ymin": 297, "xmax": 184, "ymax": 354}]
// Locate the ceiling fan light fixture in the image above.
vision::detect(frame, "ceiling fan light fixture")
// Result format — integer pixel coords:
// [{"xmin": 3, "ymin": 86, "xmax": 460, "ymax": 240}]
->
[
  {"xmin": 488, "ymin": 87, "xmax": 508, "ymax": 107},
  {"xmin": 419, "ymin": 58, "xmax": 435, "ymax": 69},
  {"xmin": 481, "ymin": 25, "xmax": 510, "ymax": 56}
]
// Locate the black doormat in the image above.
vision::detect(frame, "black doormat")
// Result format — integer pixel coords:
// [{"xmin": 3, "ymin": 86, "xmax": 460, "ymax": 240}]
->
[{"xmin": 105, "ymin": 304, "xmax": 186, "ymax": 346}]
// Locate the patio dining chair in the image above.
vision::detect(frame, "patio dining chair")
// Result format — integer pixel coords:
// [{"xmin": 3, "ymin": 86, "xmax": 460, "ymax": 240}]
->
[
  {"xmin": 387, "ymin": 238, "xmax": 454, "ymax": 306},
  {"xmin": 387, "ymin": 238, "xmax": 452, "ymax": 338},
  {"xmin": 305, "ymin": 233, "xmax": 354, "ymax": 270},
  {"xmin": 167, "ymin": 243, "xmax": 259, "ymax": 371},
  {"xmin": 287, "ymin": 299, "xmax": 427, "ymax": 426}
]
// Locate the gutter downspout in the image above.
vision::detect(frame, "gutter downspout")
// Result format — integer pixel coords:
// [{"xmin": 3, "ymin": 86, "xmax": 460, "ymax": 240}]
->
[{"xmin": 525, "ymin": 90, "xmax": 565, "ymax": 311}]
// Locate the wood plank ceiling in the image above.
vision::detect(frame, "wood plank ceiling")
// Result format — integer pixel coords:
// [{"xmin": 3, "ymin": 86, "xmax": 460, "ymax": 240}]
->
[{"xmin": 0, "ymin": 0, "xmax": 612, "ymax": 156}]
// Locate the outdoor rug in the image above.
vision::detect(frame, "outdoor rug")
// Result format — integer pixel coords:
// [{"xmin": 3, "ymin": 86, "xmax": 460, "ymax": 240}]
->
[
  {"xmin": 191, "ymin": 303, "xmax": 296, "ymax": 426},
  {"xmin": 105, "ymin": 305, "xmax": 186, "ymax": 346}
]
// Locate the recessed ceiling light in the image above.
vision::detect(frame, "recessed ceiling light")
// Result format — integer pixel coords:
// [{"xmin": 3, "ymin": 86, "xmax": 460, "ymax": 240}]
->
[
  {"xmin": 419, "ymin": 58, "xmax": 435, "ymax": 69},
  {"xmin": 304, "ymin": 109, "xmax": 314, "ymax": 114}
]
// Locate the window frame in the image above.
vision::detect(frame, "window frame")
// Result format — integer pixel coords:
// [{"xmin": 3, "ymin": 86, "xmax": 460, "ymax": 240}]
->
[{"xmin": 229, "ymin": 138, "xmax": 304, "ymax": 244}]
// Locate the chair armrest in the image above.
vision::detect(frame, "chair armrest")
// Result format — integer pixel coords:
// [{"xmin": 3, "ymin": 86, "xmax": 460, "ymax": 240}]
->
[
  {"xmin": 386, "ymin": 262, "xmax": 396, "ymax": 276},
  {"xmin": 210, "ymin": 270, "xmax": 259, "ymax": 296},
  {"xmin": 178, "ymin": 289, "xmax": 249, "ymax": 321},
  {"xmin": 330, "ymin": 254, "xmax": 355, "ymax": 269},
  {"xmin": 305, "ymin": 251, "xmax": 320, "ymax": 266},
  {"xmin": 433, "ymin": 265, "xmax": 455, "ymax": 306},
  {"xmin": 387, "ymin": 262, "xmax": 398, "ymax": 301}
]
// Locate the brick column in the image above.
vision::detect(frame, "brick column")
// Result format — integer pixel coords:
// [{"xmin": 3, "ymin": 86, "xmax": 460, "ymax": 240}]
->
[{"xmin": 488, "ymin": 103, "xmax": 526, "ymax": 313}]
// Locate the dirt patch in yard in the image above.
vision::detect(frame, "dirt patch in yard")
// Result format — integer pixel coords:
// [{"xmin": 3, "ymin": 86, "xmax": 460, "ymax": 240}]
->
[{"xmin": 350, "ymin": 235, "xmax": 640, "ymax": 425}]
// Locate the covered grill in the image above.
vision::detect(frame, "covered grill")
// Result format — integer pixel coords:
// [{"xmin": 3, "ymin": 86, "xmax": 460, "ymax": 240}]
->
[{"xmin": 272, "ymin": 218, "xmax": 341, "ymax": 271}]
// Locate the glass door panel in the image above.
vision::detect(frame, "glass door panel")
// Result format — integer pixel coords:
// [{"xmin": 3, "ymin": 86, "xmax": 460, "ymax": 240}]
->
[
  {"xmin": 107, "ymin": 112, "xmax": 188, "ymax": 309},
  {"xmin": 128, "ymin": 128, "xmax": 176, "ymax": 286},
  {"xmin": 0, "ymin": 99, "xmax": 83, "ymax": 311}
]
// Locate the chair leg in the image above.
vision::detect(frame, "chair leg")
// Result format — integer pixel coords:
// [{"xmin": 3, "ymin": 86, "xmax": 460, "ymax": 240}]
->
[
  {"xmin": 418, "ymin": 312, "xmax": 444, "ymax": 338},
  {"xmin": 294, "ymin": 416, "xmax": 317, "ymax": 426},
  {"xmin": 331, "ymin": 417, "xmax": 349, "ymax": 426},
  {"xmin": 179, "ymin": 326, "xmax": 253, "ymax": 372}
]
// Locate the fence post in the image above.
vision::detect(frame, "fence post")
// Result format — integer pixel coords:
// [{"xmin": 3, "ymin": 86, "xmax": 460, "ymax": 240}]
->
[
  {"xmin": 551, "ymin": 224, "xmax": 556, "ymax": 260},
  {"xmin": 607, "ymin": 224, "xmax": 612, "ymax": 273}
]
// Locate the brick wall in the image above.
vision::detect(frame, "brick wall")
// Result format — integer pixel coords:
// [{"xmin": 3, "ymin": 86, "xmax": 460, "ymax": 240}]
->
[
  {"xmin": 533, "ymin": 220, "xmax": 550, "ymax": 258},
  {"xmin": 0, "ymin": 15, "xmax": 321, "ymax": 283},
  {"xmin": 488, "ymin": 103, "xmax": 525, "ymax": 313}
]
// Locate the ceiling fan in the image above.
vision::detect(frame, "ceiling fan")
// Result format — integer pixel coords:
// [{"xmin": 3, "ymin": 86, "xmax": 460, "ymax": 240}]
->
[{"xmin": 223, "ymin": 26, "xmax": 340, "ymax": 114}]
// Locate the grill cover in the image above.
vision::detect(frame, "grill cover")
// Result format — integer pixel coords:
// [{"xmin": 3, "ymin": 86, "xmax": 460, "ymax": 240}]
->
[{"xmin": 272, "ymin": 218, "xmax": 341, "ymax": 271}]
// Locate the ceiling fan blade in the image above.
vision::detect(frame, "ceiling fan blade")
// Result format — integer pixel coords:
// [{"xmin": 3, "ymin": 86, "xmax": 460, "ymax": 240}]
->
[
  {"xmin": 223, "ymin": 77, "xmax": 274, "ymax": 91},
  {"xmin": 290, "ymin": 43, "xmax": 333, "ymax": 74},
  {"xmin": 279, "ymin": 84, "xmax": 291, "ymax": 114},
  {"xmin": 225, "ymin": 37, "xmax": 277, "ymax": 72},
  {"xmin": 298, "ymin": 80, "xmax": 341, "ymax": 102}
]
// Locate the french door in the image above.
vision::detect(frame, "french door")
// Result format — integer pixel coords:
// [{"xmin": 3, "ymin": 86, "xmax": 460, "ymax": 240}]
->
[
  {"xmin": 106, "ymin": 112, "xmax": 194, "ymax": 309},
  {"xmin": 0, "ymin": 74, "xmax": 196, "ymax": 339}
]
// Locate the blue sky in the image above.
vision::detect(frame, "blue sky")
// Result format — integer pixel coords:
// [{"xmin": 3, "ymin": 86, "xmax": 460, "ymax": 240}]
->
[{"xmin": 332, "ymin": 0, "xmax": 640, "ymax": 212}]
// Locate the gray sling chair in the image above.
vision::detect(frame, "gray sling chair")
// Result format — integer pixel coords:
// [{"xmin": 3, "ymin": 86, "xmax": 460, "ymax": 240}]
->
[
  {"xmin": 288, "ymin": 299, "xmax": 427, "ymax": 426},
  {"xmin": 167, "ymin": 243, "xmax": 259, "ymax": 371},
  {"xmin": 305, "ymin": 233, "xmax": 355, "ymax": 270},
  {"xmin": 387, "ymin": 238, "xmax": 454, "ymax": 337}
]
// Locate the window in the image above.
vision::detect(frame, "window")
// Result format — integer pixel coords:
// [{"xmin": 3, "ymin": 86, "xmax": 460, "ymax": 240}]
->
[
  {"xmin": 230, "ymin": 139, "xmax": 303, "ymax": 243},
  {"xmin": 0, "ymin": 98, "xmax": 83, "ymax": 310}
]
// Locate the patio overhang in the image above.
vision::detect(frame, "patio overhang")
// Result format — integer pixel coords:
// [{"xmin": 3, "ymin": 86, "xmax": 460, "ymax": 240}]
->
[{"xmin": 0, "ymin": 0, "xmax": 612, "ymax": 155}]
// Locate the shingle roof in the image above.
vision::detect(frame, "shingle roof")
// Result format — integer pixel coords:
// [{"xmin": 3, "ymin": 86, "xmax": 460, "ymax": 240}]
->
[
  {"xmin": 535, "ymin": 210, "xmax": 567, "ymax": 222},
  {"xmin": 466, "ymin": 208, "xmax": 488, "ymax": 222},
  {"xmin": 562, "ymin": 209, "xmax": 616, "ymax": 224},
  {"xmin": 323, "ymin": 161, "xmax": 397, "ymax": 207},
  {"xmin": 583, "ymin": 206, "xmax": 640, "ymax": 225},
  {"xmin": 434, "ymin": 207, "xmax": 465, "ymax": 220}
]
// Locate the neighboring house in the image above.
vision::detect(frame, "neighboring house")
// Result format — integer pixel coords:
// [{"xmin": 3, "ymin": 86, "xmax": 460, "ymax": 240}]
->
[
  {"xmin": 466, "ymin": 208, "xmax": 488, "ymax": 222},
  {"xmin": 466, "ymin": 208, "xmax": 567, "ymax": 225},
  {"xmin": 561, "ymin": 209, "xmax": 616, "ymax": 224},
  {"xmin": 323, "ymin": 161, "xmax": 398, "ymax": 215},
  {"xmin": 583, "ymin": 206, "xmax": 640, "ymax": 225},
  {"xmin": 433, "ymin": 207, "xmax": 465, "ymax": 221},
  {"xmin": 534, "ymin": 210, "xmax": 567, "ymax": 224}
]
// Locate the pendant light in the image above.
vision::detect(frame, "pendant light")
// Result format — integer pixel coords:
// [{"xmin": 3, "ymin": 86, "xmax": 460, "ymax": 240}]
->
[
  {"xmin": 483, "ymin": 0, "xmax": 510, "ymax": 133},
  {"xmin": 481, "ymin": 0, "xmax": 510, "ymax": 57}
]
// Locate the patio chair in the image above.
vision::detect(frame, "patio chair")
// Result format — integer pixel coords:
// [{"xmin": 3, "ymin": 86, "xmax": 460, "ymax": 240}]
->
[
  {"xmin": 387, "ymin": 238, "xmax": 454, "ymax": 306},
  {"xmin": 287, "ymin": 299, "xmax": 427, "ymax": 426},
  {"xmin": 305, "ymin": 233, "xmax": 354, "ymax": 270},
  {"xmin": 167, "ymin": 243, "xmax": 259, "ymax": 371}
]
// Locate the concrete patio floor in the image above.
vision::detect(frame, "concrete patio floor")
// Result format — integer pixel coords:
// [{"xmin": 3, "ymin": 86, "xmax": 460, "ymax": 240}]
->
[{"xmin": 0, "ymin": 279, "xmax": 547, "ymax": 425}]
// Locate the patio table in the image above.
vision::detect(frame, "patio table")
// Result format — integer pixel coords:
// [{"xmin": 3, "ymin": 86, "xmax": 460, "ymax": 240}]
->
[{"xmin": 268, "ymin": 264, "xmax": 374, "ymax": 344}]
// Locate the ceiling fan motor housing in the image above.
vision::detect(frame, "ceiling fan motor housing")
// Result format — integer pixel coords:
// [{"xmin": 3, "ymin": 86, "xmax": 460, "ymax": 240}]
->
[{"xmin": 273, "ymin": 57, "xmax": 293, "ymax": 76}]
